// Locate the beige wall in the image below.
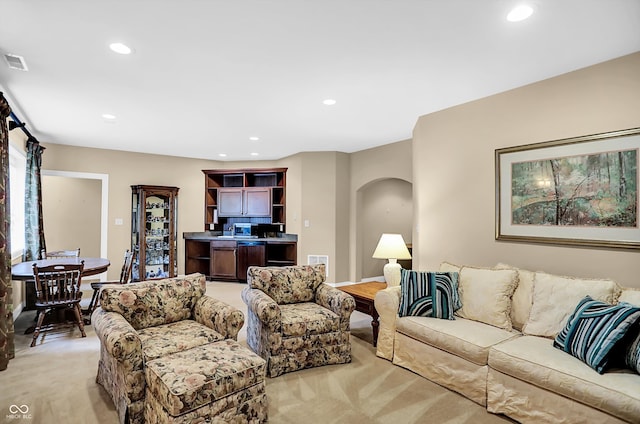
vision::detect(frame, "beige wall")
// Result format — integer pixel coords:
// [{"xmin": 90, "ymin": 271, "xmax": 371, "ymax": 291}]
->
[
  {"xmin": 42, "ymin": 175, "xmax": 101, "ymax": 257},
  {"xmin": 360, "ymin": 178, "xmax": 413, "ymax": 279},
  {"xmin": 413, "ymin": 52, "xmax": 640, "ymax": 288},
  {"xmin": 38, "ymin": 145, "xmax": 358, "ymax": 283},
  {"xmin": 350, "ymin": 139, "xmax": 413, "ymax": 281}
]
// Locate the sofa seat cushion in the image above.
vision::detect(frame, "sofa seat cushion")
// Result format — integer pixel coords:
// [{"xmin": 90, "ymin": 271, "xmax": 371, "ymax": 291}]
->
[
  {"xmin": 280, "ymin": 302, "xmax": 339, "ymax": 337},
  {"xmin": 138, "ymin": 320, "xmax": 225, "ymax": 361},
  {"xmin": 396, "ymin": 316, "xmax": 519, "ymax": 365},
  {"xmin": 145, "ymin": 339, "xmax": 266, "ymax": 417},
  {"xmin": 489, "ymin": 335, "xmax": 640, "ymax": 421}
]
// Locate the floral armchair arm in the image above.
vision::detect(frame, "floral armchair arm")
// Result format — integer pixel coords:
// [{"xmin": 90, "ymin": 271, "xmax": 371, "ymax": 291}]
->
[
  {"xmin": 315, "ymin": 284, "xmax": 356, "ymax": 331},
  {"xmin": 241, "ymin": 287, "xmax": 282, "ymax": 332},
  {"xmin": 193, "ymin": 295, "xmax": 245, "ymax": 341},
  {"xmin": 374, "ymin": 286, "xmax": 401, "ymax": 360},
  {"xmin": 92, "ymin": 308, "xmax": 144, "ymax": 372}
]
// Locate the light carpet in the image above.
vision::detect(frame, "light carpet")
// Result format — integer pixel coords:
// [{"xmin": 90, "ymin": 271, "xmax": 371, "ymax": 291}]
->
[{"xmin": 0, "ymin": 281, "xmax": 512, "ymax": 424}]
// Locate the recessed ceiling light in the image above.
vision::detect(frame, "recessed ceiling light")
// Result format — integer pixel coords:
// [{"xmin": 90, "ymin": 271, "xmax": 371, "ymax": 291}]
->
[
  {"xmin": 109, "ymin": 42, "xmax": 133, "ymax": 55},
  {"xmin": 250, "ymin": 152, "xmax": 259, "ymax": 156},
  {"xmin": 507, "ymin": 4, "xmax": 534, "ymax": 22},
  {"xmin": 218, "ymin": 153, "xmax": 227, "ymax": 157},
  {"xmin": 102, "ymin": 113, "xmax": 116, "ymax": 120},
  {"xmin": 249, "ymin": 136, "xmax": 260, "ymax": 141},
  {"xmin": 322, "ymin": 99, "xmax": 337, "ymax": 106}
]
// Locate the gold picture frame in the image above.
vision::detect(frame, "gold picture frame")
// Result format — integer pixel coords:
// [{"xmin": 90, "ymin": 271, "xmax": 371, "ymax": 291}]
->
[{"xmin": 495, "ymin": 128, "xmax": 640, "ymax": 249}]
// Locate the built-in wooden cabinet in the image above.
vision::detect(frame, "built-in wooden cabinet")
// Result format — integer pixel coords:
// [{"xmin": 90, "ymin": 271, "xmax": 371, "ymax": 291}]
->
[
  {"xmin": 184, "ymin": 236, "xmax": 297, "ymax": 281},
  {"xmin": 203, "ymin": 168, "xmax": 286, "ymax": 231},
  {"xmin": 131, "ymin": 185, "xmax": 179, "ymax": 281}
]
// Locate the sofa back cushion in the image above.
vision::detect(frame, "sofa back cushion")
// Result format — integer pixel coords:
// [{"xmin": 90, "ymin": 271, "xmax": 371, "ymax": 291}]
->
[
  {"xmin": 523, "ymin": 273, "xmax": 621, "ymax": 338},
  {"xmin": 100, "ymin": 273, "xmax": 206, "ymax": 330},
  {"xmin": 247, "ymin": 264, "xmax": 325, "ymax": 305},
  {"xmin": 495, "ymin": 263, "xmax": 537, "ymax": 332}
]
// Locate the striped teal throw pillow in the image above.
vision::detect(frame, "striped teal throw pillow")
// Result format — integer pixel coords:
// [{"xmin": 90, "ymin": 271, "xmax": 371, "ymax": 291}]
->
[
  {"xmin": 553, "ymin": 296, "xmax": 640, "ymax": 374},
  {"xmin": 625, "ymin": 329, "xmax": 640, "ymax": 374},
  {"xmin": 398, "ymin": 270, "xmax": 461, "ymax": 319}
]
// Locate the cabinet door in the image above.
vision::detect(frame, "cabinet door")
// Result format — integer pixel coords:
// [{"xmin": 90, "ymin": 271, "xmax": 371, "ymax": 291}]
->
[
  {"xmin": 218, "ymin": 189, "xmax": 243, "ymax": 217},
  {"xmin": 236, "ymin": 243, "xmax": 266, "ymax": 280},
  {"xmin": 244, "ymin": 188, "xmax": 271, "ymax": 217},
  {"xmin": 210, "ymin": 241, "xmax": 237, "ymax": 279}
]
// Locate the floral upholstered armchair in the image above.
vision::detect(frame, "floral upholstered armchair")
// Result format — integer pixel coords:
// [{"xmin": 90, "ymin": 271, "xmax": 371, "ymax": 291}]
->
[
  {"xmin": 241, "ymin": 264, "xmax": 356, "ymax": 377},
  {"xmin": 92, "ymin": 273, "xmax": 244, "ymax": 424}
]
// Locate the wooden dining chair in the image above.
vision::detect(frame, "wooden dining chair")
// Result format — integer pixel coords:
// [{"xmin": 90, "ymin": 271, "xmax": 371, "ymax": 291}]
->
[
  {"xmin": 42, "ymin": 248, "xmax": 81, "ymax": 259},
  {"xmin": 31, "ymin": 261, "xmax": 86, "ymax": 347},
  {"xmin": 85, "ymin": 249, "xmax": 135, "ymax": 322}
]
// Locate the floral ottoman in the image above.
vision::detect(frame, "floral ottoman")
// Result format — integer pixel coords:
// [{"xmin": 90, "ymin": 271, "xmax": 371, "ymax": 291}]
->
[{"xmin": 143, "ymin": 339, "xmax": 268, "ymax": 423}]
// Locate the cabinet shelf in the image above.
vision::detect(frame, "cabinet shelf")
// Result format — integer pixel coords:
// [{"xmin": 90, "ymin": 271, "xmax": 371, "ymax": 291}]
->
[{"xmin": 266, "ymin": 260, "xmax": 296, "ymax": 265}]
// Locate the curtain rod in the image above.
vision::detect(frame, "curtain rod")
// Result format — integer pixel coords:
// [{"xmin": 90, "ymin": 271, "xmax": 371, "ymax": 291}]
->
[{"xmin": 9, "ymin": 110, "xmax": 37, "ymax": 141}]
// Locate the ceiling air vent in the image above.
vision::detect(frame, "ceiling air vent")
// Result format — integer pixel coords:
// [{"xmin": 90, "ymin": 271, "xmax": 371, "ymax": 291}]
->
[{"xmin": 4, "ymin": 53, "xmax": 28, "ymax": 71}]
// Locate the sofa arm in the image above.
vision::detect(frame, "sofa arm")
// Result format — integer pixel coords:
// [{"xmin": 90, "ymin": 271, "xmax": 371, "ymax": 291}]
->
[
  {"xmin": 92, "ymin": 308, "xmax": 144, "ymax": 372},
  {"xmin": 316, "ymin": 284, "xmax": 356, "ymax": 331},
  {"xmin": 193, "ymin": 295, "xmax": 245, "ymax": 341},
  {"xmin": 374, "ymin": 286, "xmax": 401, "ymax": 360}
]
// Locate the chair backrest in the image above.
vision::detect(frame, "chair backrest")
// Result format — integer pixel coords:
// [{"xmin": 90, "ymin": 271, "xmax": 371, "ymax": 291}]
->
[
  {"xmin": 43, "ymin": 248, "xmax": 81, "ymax": 259},
  {"xmin": 99, "ymin": 273, "xmax": 206, "ymax": 330},
  {"xmin": 32, "ymin": 262, "xmax": 84, "ymax": 305},
  {"xmin": 247, "ymin": 264, "xmax": 326, "ymax": 305},
  {"xmin": 118, "ymin": 249, "xmax": 135, "ymax": 284}
]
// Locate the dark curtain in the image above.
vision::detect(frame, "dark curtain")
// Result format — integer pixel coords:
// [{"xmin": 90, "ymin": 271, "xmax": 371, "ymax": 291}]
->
[
  {"xmin": 0, "ymin": 93, "xmax": 13, "ymax": 371},
  {"xmin": 24, "ymin": 138, "xmax": 45, "ymax": 261}
]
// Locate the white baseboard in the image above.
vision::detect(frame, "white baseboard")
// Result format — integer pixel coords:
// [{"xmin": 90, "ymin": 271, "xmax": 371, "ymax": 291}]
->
[
  {"xmin": 326, "ymin": 275, "xmax": 384, "ymax": 287},
  {"xmin": 13, "ymin": 302, "xmax": 24, "ymax": 319}
]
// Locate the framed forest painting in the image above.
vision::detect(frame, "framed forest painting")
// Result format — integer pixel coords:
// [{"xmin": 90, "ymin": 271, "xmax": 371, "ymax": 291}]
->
[{"xmin": 496, "ymin": 128, "xmax": 640, "ymax": 249}]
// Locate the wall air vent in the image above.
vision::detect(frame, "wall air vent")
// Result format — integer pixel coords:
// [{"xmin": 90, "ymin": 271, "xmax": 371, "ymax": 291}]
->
[
  {"xmin": 4, "ymin": 53, "xmax": 28, "ymax": 71},
  {"xmin": 307, "ymin": 255, "xmax": 329, "ymax": 277}
]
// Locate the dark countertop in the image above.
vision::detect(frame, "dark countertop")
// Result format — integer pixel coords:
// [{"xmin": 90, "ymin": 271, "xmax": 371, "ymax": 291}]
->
[{"xmin": 183, "ymin": 232, "xmax": 297, "ymax": 242}]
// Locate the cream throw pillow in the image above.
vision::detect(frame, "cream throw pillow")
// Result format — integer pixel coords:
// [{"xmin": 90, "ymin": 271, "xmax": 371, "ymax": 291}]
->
[
  {"xmin": 439, "ymin": 261, "xmax": 461, "ymax": 273},
  {"xmin": 523, "ymin": 273, "xmax": 621, "ymax": 338},
  {"xmin": 619, "ymin": 288, "xmax": 640, "ymax": 306},
  {"xmin": 457, "ymin": 266, "xmax": 519, "ymax": 330},
  {"xmin": 494, "ymin": 263, "xmax": 538, "ymax": 332}
]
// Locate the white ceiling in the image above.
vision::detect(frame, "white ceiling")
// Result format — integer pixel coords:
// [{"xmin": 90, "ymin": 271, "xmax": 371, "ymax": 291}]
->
[{"xmin": 1, "ymin": 1, "xmax": 639, "ymax": 161}]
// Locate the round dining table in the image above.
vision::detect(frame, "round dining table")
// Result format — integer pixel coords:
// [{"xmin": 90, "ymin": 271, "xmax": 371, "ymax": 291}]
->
[{"xmin": 11, "ymin": 257, "xmax": 111, "ymax": 280}]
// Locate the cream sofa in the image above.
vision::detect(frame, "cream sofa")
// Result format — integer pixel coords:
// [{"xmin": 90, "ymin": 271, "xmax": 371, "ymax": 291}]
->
[{"xmin": 375, "ymin": 263, "xmax": 640, "ymax": 423}]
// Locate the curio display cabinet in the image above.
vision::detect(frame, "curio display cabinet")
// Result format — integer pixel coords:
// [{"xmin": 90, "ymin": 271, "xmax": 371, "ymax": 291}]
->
[{"xmin": 131, "ymin": 185, "xmax": 179, "ymax": 281}]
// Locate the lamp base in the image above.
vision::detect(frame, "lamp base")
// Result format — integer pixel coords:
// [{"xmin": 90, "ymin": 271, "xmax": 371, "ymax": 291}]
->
[{"xmin": 383, "ymin": 259, "xmax": 402, "ymax": 287}]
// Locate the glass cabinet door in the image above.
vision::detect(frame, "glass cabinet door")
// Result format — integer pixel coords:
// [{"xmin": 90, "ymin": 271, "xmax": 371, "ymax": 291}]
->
[{"xmin": 131, "ymin": 185, "xmax": 179, "ymax": 281}]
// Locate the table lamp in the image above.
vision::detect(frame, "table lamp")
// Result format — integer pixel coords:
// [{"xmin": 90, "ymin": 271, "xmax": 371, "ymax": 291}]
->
[{"xmin": 372, "ymin": 233, "xmax": 412, "ymax": 286}]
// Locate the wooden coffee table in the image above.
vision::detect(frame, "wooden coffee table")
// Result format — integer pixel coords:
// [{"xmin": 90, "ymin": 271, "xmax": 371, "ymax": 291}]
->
[{"xmin": 339, "ymin": 281, "xmax": 387, "ymax": 347}]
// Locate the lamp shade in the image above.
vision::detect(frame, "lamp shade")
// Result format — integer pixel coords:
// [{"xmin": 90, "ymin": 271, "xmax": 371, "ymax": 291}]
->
[
  {"xmin": 372, "ymin": 234, "xmax": 411, "ymax": 260},
  {"xmin": 372, "ymin": 234, "xmax": 411, "ymax": 287}
]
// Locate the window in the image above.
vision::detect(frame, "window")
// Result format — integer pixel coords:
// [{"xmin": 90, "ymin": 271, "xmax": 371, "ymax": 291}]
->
[{"xmin": 9, "ymin": 143, "xmax": 26, "ymax": 259}]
